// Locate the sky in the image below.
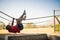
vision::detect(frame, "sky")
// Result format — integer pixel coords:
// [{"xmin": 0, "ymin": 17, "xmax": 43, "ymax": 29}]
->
[{"xmin": 0, "ymin": 0, "xmax": 60, "ymax": 25}]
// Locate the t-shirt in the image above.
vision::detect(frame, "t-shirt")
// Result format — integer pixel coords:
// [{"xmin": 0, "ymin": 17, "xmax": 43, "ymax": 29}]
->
[{"xmin": 8, "ymin": 26, "xmax": 20, "ymax": 33}]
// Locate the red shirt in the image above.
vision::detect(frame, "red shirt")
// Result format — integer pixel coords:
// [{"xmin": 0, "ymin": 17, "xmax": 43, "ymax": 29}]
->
[{"xmin": 9, "ymin": 26, "xmax": 20, "ymax": 33}]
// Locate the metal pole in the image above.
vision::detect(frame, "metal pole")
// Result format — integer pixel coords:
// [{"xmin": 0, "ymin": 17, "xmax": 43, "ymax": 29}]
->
[{"xmin": 54, "ymin": 10, "xmax": 55, "ymax": 32}]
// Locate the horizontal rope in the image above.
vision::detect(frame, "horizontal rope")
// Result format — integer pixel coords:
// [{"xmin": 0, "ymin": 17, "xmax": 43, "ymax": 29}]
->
[
  {"xmin": 55, "ymin": 8, "xmax": 60, "ymax": 11},
  {"xmin": 0, "ymin": 14, "xmax": 60, "ymax": 21},
  {"xmin": 0, "ymin": 15, "xmax": 60, "ymax": 24},
  {"xmin": 0, "ymin": 11, "xmax": 60, "ymax": 20},
  {"xmin": 23, "ymin": 20, "xmax": 51, "ymax": 24},
  {"xmin": 0, "ymin": 11, "xmax": 13, "ymax": 19},
  {"xmin": 0, "ymin": 16, "xmax": 11, "ymax": 21},
  {"xmin": 26, "ymin": 15, "xmax": 60, "ymax": 20},
  {"xmin": 0, "ymin": 16, "xmax": 51, "ymax": 24}
]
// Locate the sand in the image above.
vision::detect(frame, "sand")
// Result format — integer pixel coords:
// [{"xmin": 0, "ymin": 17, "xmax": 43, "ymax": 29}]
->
[{"xmin": 0, "ymin": 28, "xmax": 60, "ymax": 36}]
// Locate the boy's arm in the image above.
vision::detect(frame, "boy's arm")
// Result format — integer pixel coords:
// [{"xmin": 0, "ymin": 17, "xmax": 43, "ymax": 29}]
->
[{"xmin": 11, "ymin": 18, "xmax": 15, "ymax": 26}]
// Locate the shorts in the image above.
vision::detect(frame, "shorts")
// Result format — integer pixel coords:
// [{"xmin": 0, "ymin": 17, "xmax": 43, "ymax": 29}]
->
[{"xmin": 17, "ymin": 23, "xmax": 23, "ymax": 30}]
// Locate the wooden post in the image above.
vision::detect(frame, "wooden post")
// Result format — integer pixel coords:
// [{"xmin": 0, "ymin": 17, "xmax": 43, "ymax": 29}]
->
[
  {"xmin": 54, "ymin": 10, "xmax": 55, "ymax": 32},
  {"xmin": 11, "ymin": 18, "xmax": 15, "ymax": 26}
]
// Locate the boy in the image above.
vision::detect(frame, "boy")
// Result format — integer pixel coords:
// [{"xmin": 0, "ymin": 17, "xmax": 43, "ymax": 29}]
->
[{"xmin": 6, "ymin": 10, "xmax": 26, "ymax": 33}]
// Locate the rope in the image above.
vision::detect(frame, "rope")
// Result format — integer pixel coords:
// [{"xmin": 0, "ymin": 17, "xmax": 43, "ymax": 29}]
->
[
  {"xmin": 0, "ymin": 14, "xmax": 60, "ymax": 22},
  {"xmin": 0, "ymin": 11, "xmax": 60, "ymax": 24},
  {"xmin": 0, "ymin": 16, "xmax": 51, "ymax": 24},
  {"xmin": 0, "ymin": 11, "xmax": 13, "ymax": 18},
  {"xmin": 55, "ymin": 8, "xmax": 60, "ymax": 11},
  {"xmin": 23, "ymin": 20, "xmax": 51, "ymax": 24},
  {"xmin": 0, "ymin": 11, "xmax": 60, "ymax": 20},
  {"xmin": 26, "ymin": 15, "xmax": 60, "ymax": 20},
  {"xmin": 0, "ymin": 15, "xmax": 60, "ymax": 24},
  {"xmin": 0, "ymin": 16, "xmax": 11, "ymax": 21}
]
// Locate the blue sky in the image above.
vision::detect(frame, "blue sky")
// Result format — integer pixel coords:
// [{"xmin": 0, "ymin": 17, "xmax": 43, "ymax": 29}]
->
[{"xmin": 0, "ymin": 0, "xmax": 60, "ymax": 25}]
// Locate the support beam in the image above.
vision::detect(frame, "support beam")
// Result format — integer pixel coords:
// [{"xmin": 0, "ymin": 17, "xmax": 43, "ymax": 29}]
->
[
  {"xmin": 55, "ymin": 16, "xmax": 60, "ymax": 24},
  {"xmin": 53, "ymin": 10, "xmax": 55, "ymax": 32}
]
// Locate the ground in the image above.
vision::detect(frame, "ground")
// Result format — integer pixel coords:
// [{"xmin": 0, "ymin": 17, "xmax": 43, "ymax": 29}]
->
[{"xmin": 0, "ymin": 27, "xmax": 60, "ymax": 36}]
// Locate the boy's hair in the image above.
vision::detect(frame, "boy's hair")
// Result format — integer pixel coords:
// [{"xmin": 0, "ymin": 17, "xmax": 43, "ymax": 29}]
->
[{"xmin": 6, "ymin": 25, "xmax": 11, "ymax": 30}]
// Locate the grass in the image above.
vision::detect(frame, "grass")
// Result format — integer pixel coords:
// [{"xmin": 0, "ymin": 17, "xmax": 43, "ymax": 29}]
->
[{"xmin": 55, "ymin": 24, "xmax": 60, "ymax": 32}]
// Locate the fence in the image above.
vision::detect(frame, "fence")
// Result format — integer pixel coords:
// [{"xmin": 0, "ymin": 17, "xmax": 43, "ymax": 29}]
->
[{"xmin": 53, "ymin": 9, "xmax": 60, "ymax": 32}]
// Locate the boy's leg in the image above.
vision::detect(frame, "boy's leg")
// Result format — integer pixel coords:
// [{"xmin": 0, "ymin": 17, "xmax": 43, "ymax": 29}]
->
[
  {"xmin": 16, "ymin": 10, "xmax": 26, "ymax": 30},
  {"xmin": 16, "ymin": 15, "xmax": 24, "ymax": 30},
  {"xmin": 18, "ymin": 10, "xmax": 26, "ymax": 21}
]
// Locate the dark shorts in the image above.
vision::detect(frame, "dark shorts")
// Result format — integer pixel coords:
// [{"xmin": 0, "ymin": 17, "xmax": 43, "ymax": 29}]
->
[{"xmin": 17, "ymin": 23, "xmax": 23, "ymax": 30}]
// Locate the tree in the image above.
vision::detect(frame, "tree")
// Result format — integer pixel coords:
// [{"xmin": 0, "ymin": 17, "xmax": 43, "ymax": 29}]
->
[
  {"xmin": 0, "ymin": 21, "xmax": 5, "ymax": 29},
  {"xmin": 25, "ymin": 22, "xmax": 33, "ymax": 28}
]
